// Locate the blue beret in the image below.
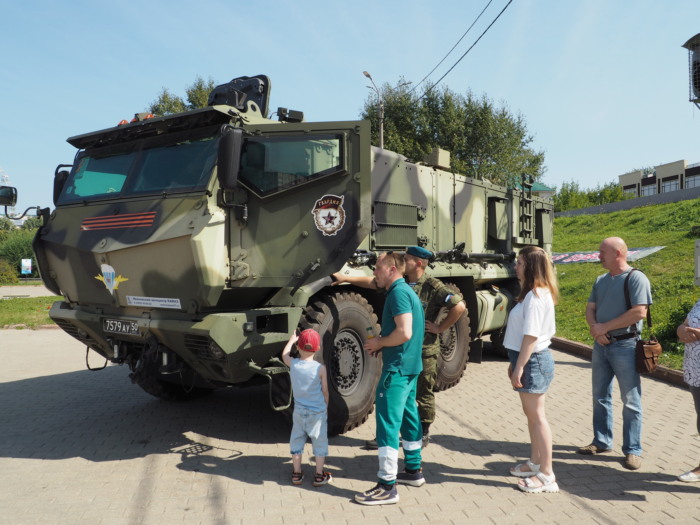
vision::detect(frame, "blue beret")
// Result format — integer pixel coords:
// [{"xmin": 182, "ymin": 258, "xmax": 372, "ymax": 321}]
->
[{"xmin": 406, "ymin": 246, "xmax": 433, "ymax": 259}]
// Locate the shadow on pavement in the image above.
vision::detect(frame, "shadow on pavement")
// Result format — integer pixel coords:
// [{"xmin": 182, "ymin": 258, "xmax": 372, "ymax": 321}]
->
[
  {"xmin": 172, "ymin": 433, "xmax": 371, "ymax": 501},
  {"xmin": 432, "ymin": 432, "xmax": 700, "ymax": 499},
  {"xmin": 2, "ymin": 365, "xmax": 290, "ymax": 463}
]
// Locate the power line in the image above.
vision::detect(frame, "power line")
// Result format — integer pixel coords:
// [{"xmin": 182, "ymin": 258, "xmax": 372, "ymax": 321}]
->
[
  {"xmin": 412, "ymin": 0, "xmax": 494, "ymax": 94},
  {"xmin": 418, "ymin": 0, "xmax": 514, "ymax": 99}
]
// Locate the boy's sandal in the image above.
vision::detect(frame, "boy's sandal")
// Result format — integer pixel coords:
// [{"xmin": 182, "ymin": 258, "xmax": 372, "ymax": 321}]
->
[
  {"xmin": 313, "ymin": 471, "xmax": 332, "ymax": 487},
  {"xmin": 518, "ymin": 472, "xmax": 559, "ymax": 494},
  {"xmin": 292, "ymin": 471, "xmax": 304, "ymax": 485},
  {"xmin": 510, "ymin": 460, "xmax": 540, "ymax": 478}
]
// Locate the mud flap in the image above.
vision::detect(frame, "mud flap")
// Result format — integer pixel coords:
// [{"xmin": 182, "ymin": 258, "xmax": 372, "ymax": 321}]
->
[{"xmin": 469, "ymin": 338, "xmax": 483, "ymax": 364}]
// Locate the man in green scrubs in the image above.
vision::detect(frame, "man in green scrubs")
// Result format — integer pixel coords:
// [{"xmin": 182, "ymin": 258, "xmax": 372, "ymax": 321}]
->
[{"xmin": 354, "ymin": 251, "xmax": 425, "ymax": 506}]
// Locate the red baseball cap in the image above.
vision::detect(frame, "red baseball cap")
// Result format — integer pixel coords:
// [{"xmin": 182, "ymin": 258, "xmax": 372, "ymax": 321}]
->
[{"xmin": 297, "ymin": 329, "xmax": 321, "ymax": 352}]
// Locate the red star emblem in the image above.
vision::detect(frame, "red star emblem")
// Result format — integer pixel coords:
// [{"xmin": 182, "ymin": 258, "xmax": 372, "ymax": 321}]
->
[{"xmin": 323, "ymin": 211, "xmax": 336, "ymax": 225}]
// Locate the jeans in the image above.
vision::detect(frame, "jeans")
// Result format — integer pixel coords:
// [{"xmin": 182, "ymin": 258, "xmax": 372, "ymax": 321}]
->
[
  {"xmin": 591, "ymin": 339, "xmax": 642, "ymax": 455},
  {"xmin": 290, "ymin": 407, "xmax": 328, "ymax": 457},
  {"xmin": 690, "ymin": 385, "xmax": 700, "ymax": 435}
]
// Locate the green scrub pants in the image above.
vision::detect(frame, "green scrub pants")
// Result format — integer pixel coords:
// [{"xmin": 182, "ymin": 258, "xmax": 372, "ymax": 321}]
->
[{"xmin": 375, "ymin": 370, "xmax": 422, "ymax": 483}]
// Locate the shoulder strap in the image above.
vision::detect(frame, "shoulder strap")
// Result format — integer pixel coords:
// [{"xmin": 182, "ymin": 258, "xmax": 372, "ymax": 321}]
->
[{"xmin": 624, "ymin": 268, "xmax": 652, "ymax": 329}]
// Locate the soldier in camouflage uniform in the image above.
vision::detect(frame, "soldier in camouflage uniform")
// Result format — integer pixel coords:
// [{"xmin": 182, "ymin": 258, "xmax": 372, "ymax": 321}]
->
[
  {"xmin": 332, "ymin": 246, "xmax": 466, "ymax": 447},
  {"xmin": 404, "ymin": 246, "xmax": 466, "ymax": 445}
]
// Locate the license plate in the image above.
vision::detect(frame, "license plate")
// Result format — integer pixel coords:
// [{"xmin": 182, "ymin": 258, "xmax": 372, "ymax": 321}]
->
[{"xmin": 102, "ymin": 318, "xmax": 139, "ymax": 336}]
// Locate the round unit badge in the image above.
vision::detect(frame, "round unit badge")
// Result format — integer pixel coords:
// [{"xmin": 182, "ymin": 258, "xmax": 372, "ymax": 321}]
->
[{"xmin": 311, "ymin": 194, "xmax": 346, "ymax": 236}]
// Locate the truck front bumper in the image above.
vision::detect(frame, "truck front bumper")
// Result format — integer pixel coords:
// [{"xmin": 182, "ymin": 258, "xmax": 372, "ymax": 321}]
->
[{"xmin": 50, "ymin": 301, "xmax": 303, "ymax": 384}]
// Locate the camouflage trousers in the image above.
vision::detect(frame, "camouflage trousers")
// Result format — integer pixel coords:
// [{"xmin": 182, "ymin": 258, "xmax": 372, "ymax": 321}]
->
[{"xmin": 416, "ymin": 352, "xmax": 438, "ymax": 425}]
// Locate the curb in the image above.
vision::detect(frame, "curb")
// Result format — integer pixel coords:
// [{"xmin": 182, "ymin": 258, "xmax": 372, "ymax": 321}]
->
[
  {"xmin": 552, "ymin": 336, "xmax": 687, "ymax": 388},
  {"xmin": 2, "ymin": 324, "xmax": 60, "ymax": 330}
]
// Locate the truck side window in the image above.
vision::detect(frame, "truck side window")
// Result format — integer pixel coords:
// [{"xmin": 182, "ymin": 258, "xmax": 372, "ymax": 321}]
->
[
  {"xmin": 62, "ymin": 154, "xmax": 132, "ymax": 200},
  {"xmin": 239, "ymin": 135, "xmax": 344, "ymax": 196}
]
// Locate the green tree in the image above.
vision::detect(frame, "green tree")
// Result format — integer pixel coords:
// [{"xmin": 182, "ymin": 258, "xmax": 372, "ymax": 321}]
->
[
  {"xmin": 361, "ymin": 82, "xmax": 545, "ymax": 186},
  {"xmin": 553, "ymin": 179, "xmax": 633, "ymax": 212},
  {"xmin": 590, "ymin": 181, "xmax": 627, "ymax": 206},
  {"xmin": 21, "ymin": 216, "xmax": 43, "ymax": 230},
  {"xmin": 0, "ymin": 216, "xmax": 14, "ymax": 232},
  {"xmin": 552, "ymin": 180, "xmax": 590, "ymax": 212},
  {"xmin": 0, "ymin": 216, "xmax": 15, "ymax": 242},
  {"xmin": 149, "ymin": 88, "xmax": 187, "ymax": 116},
  {"xmin": 148, "ymin": 76, "xmax": 217, "ymax": 116},
  {"xmin": 185, "ymin": 76, "xmax": 216, "ymax": 109}
]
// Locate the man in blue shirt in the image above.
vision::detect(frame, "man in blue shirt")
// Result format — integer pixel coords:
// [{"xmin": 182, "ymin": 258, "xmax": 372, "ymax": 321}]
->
[
  {"xmin": 354, "ymin": 251, "xmax": 425, "ymax": 506},
  {"xmin": 577, "ymin": 237, "xmax": 652, "ymax": 471}
]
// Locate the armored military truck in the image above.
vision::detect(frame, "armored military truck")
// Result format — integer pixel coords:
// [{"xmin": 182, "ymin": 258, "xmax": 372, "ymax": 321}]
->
[{"xmin": 0, "ymin": 75, "xmax": 553, "ymax": 434}]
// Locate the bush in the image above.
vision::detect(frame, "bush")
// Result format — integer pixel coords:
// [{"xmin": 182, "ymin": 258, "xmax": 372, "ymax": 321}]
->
[
  {"xmin": 553, "ymin": 180, "xmax": 633, "ymax": 212},
  {"xmin": 0, "ymin": 258, "xmax": 19, "ymax": 284},
  {"xmin": 0, "ymin": 229, "xmax": 38, "ymax": 278}
]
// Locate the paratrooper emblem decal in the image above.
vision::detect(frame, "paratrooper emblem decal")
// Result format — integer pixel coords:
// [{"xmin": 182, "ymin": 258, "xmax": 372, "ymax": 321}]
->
[{"xmin": 95, "ymin": 263, "xmax": 128, "ymax": 295}]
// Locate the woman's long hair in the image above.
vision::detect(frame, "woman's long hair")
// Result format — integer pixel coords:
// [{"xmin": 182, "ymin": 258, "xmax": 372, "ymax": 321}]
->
[{"xmin": 516, "ymin": 246, "xmax": 559, "ymax": 304}]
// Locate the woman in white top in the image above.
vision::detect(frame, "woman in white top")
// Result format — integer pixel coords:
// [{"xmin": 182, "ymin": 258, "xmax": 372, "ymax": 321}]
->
[
  {"xmin": 676, "ymin": 300, "xmax": 700, "ymax": 482},
  {"xmin": 504, "ymin": 246, "xmax": 559, "ymax": 493}
]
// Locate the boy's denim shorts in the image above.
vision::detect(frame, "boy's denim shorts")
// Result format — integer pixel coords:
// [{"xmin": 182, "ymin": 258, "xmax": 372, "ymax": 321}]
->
[
  {"xmin": 290, "ymin": 406, "xmax": 328, "ymax": 457},
  {"xmin": 508, "ymin": 348, "xmax": 554, "ymax": 394}
]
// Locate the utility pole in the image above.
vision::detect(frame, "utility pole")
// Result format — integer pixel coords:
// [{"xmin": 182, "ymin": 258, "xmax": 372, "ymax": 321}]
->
[{"xmin": 363, "ymin": 71, "xmax": 384, "ymax": 149}]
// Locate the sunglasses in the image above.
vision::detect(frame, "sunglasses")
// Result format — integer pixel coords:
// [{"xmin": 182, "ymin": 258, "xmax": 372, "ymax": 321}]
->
[{"xmin": 383, "ymin": 250, "xmax": 401, "ymax": 269}]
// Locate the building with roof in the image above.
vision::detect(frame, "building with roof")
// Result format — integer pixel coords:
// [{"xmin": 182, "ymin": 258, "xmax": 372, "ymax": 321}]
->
[
  {"xmin": 619, "ymin": 159, "xmax": 700, "ymax": 198},
  {"xmin": 513, "ymin": 181, "xmax": 555, "ymax": 200}
]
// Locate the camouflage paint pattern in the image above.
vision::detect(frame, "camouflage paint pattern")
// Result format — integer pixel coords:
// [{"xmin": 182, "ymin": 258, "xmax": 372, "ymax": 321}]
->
[{"xmin": 6, "ymin": 77, "xmax": 552, "ymax": 419}]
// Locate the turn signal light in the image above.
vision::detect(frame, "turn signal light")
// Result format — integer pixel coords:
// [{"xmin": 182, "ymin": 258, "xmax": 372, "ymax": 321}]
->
[{"xmin": 130, "ymin": 112, "xmax": 155, "ymax": 123}]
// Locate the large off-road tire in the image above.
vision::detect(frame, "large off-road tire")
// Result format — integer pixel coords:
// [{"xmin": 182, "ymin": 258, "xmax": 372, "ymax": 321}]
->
[
  {"xmin": 300, "ymin": 291, "xmax": 382, "ymax": 435},
  {"xmin": 434, "ymin": 282, "xmax": 471, "ymax": 392},
  {"xmin": 129, "ymin": 346, "xmax": 214, "ymax": 401}
]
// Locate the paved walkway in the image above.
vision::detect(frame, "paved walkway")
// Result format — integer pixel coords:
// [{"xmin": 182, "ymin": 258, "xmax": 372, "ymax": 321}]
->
[
  {"xmin": 0, "ymin": 283, "xmax": 56, "ymax": 298},
  {"xmin": 1, "ymin": 329, "xmax": 699, "ymax": 524}
]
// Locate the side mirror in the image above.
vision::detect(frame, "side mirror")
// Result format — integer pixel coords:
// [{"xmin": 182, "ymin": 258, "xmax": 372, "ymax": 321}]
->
[
  {"xmin": 218, "ymin": 127, "xmax": 243, "ymax": 190},
  {"xmin": 53, "ymin": 170, "xmax": 70, "ymax": 205},
  {"xmin": 0, "ymin": 186, "xmax": 17, "ymax": 207}
]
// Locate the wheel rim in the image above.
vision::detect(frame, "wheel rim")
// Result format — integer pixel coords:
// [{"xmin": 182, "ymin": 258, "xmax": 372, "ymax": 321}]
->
[
  {"xmin": 439, "ymin": 327, "xmax": 457, "ymax": 362},
  {"xmin": 329, "ymin": 328, "xmax": 364, "ymax": 396}
]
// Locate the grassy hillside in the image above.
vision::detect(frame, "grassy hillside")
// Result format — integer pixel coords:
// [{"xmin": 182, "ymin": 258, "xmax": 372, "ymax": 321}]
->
[{"xmin": 553, "ymin": 198, "xmax": 700, "ymax": 369}]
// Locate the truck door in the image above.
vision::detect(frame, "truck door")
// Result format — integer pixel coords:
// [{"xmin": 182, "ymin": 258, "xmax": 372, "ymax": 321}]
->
[{"xmin": 225, "ymin": 120, "xmax": 371, "ymax": 291}]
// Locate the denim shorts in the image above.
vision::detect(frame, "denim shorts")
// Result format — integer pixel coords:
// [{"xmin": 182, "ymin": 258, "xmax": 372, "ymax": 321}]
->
[
  {"xmin": 290, "ymin": 406, "xmax": 328, "ymax": 457},
  {"xmin": 508, "ymin": 348, "xmax": 554, "ymax": 394}
]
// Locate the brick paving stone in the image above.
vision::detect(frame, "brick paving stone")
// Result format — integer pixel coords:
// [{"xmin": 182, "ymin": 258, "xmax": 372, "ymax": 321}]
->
[{"xmin": 3, "ymin": 329, "xmax": 700, "ymax": 524}]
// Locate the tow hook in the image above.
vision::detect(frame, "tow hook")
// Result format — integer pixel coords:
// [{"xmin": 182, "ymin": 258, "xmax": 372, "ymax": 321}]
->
[{"xmin": 246, "ymin": 358, "xmax": 292, "ymax": 411}]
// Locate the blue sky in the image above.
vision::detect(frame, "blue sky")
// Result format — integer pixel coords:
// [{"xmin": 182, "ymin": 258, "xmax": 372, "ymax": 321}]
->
[{"xmin": 1, "ymin": 0, "xmax": 699, "ymax": 212}]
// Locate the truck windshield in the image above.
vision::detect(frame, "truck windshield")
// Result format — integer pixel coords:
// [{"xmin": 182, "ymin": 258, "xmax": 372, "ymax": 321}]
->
[
  {"xmin": 58, "ymin": 131, "xmax": 219, "ymax": 204},
  {"xmin": 239, "ymin": 134, "xmax": 344, "ymax": 196}
]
